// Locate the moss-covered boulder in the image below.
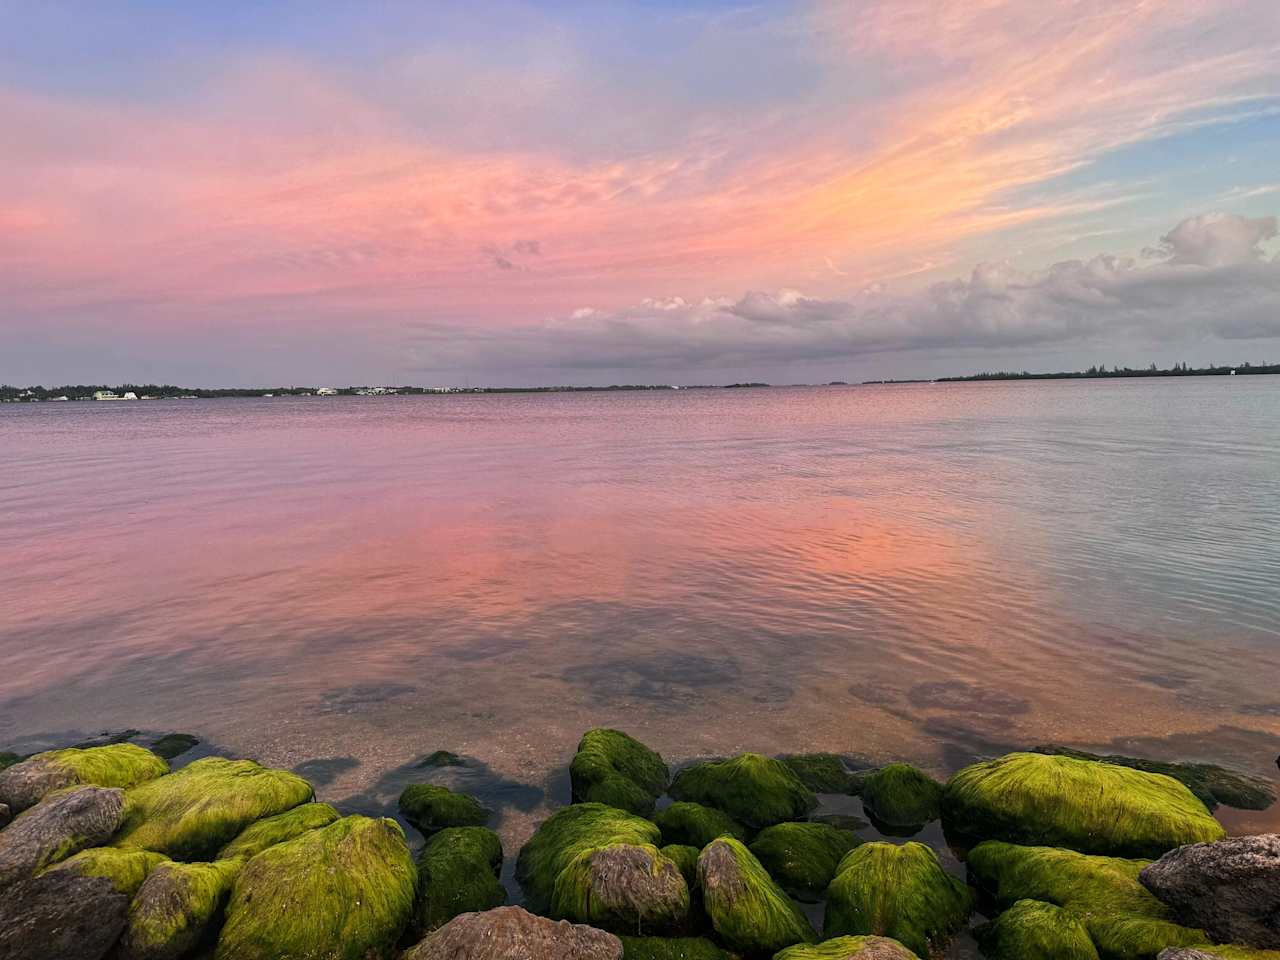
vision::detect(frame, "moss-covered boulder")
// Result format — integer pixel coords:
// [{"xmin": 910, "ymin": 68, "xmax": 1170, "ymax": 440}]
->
[
  {"xmin": 552, "ymin": 842, "xmax": 690, "ymax": 933},
  {"xmin": 670, "ymin": 754, "xmax": 817, "ymax": 829},
  {"xmin": 655, "ymin": 801, "xmax": 747, "ymax": 849},
  {"xmin": 1031, "ymin": 746, "xmax": 1276, "ymax": 811},
  {"xmin": 217, "ymin": 801, "xmax": 341, "ymax": 860},
  {"xmin": 966, "ymin": 841, "xmax": 1209, "ymax": 959},
  {"xmin": 775, "ymin": 936, "xmax": 921, "ymax": 959},
  {"xmin": 781, "ymin": 754, "xmax": 858, "ymax": 793},
  {"xmin": 215, "ymin": 815, "xmax": 416, "ymax": 960},
  {"xmin": 824, "ymin": 842, "xmax": 972, "ymax": 957},
  {"xmin": 517, "ymin": 802, "xmax": 662, "ymax": 914},
  {"xmin": 571, "ymin": 729, "xmax": 670, "ymax": 816},
  {"xmin": 119, "ymin": 858, "xmax": 242, "ymax": 960},
  {"xmin": 749, "ymin": 822, "xmax": 860, "ymax": 900},
  {"xmin": 0, "ymin": 751, "xmax": 19, "ymax": 771},
  {"xmin": 859, "ymin": 765, "xmax": 941, "ymax": 831},
  {"xmin": 619, "ymin": 935, "xmax": 732, "ymax": 959},
  {"xmin": 399, "ymin": 783, "xmax": 490, "ymax": 835},
  {"xmin": 0, "ymin": 743, "xmax": 168, "ymax": 812},
  {"xmin": 697, "ymin": 836, "xmax": 815, "ymax": 954},
  {"xmin": 943, "ymin": 752, "xmax": 1225, "ymax": 858},
  {"xmin": 0, "ymin": 847, "xmax": 166, "ymax": 960},
  {"xmin": 113, "ymin": 757, "xmax": 314, "ymax": 861},
  {"xmin": 977, "ymin": 899, "xmax": 1100, "ymax": 960},
  {"xmin": 416, "ymin": 826, "xmax": 505, "ymax": 933},
  {"xmin": 403, "ymin": 905, "xmax": 623, "ymax": 960},
  {"xmin": 661, "ymin": 844, "xmax": 701, "ymax": 888},
  {"xmin": 0, "ymin": 785, "xmax": 127, "ymax": 887}
]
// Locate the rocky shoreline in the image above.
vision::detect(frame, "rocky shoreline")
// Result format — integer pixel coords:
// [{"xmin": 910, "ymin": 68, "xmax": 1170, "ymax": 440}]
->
[{"xmin": 0, "ymin": 729, "xmax": 1276, "ymax": 959}]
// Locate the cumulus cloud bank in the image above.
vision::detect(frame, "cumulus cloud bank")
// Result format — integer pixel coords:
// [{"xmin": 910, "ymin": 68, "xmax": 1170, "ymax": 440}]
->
[{"xmin": 409, "ymin": 213, "xmax": 1280, "ymax": 375}]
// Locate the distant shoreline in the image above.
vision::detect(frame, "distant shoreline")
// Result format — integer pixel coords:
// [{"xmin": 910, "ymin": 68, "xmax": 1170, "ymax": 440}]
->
[{"xmin": 3, "ymin": 364, "xmax": 1278, "ymax": 402}]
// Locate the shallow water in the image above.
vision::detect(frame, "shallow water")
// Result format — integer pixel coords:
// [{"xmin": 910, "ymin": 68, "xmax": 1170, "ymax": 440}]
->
[{"xmin": 3, "ymin": 380, "xmax": 1279, "ymax": 911}]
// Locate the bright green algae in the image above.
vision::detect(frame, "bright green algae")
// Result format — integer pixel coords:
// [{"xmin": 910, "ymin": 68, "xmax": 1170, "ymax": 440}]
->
[
  {"xmin": 46, "ymin": 846, "xmax": 170, "ymax": 896},
  {"xmin": 824, "ymin": 842, "xmax": 972, "ymax": 958},
  {"xmin": 415, "ymin": 826, "xmax": 505, "ymax": 933},
  {"xmin": 398, "ymin": 783, "xmax": 490, "ymax": 835},
  {"xmin": 215, "ymin": 815, "xmax": 416, "ymax": 960},
  {"xmin": 697, "ymin": 836, "xmax": 815, "ymax": 955},
  {"xmin": 571, "ymin": 728, "xmax": 670, "ymax": 816},
  {"xmin": 859, "ymin": 765, "xmax": 941, "ymax": 830},
  {"xmin": 977, "ymin": 899, "xmax": 1100, "ymax": 960},
  {"xmin": 669, "ymin": 753, "xmax": 817, "ymax": 828},
  {"xmin": 780, "ymin": 754, "xmax": 857, "ymax": 793},
  {"xmin": 1, "ymin": 743, "xmax": 168, "ymax": 810},
  {"xmin": 113, "ymin": 757, "xmax": 314, "ymax": 861},
  {"xmin": 749, "ymin": 822, "xmax": 860, "ymax": 901},
  {"xmin": 550, "ymin": 841, "xmax": 690, "ymax": 933},
  {"xmin": 1031, "ymin": 745, "xmax": 1277, "ymax": 811},
  {"xmin": 775, "ymin": 936, "xmax": 922, "ymax": 959},
  {"xmin": 516, "ymin": 802, "xmax": 662, "ymax": 914},
  {"xmin": 655, "ymin": 801, "xmax": 747, "ymax": 849},
  {"xmin": 217, "ymin": 801, "xmax": 341, "ymax": 860},
  {"xmin": 966, "ymin": 841, "xmax": 1210, "ymax": 959},
  {"xmin": 620, "ymin": 936, "xmax": 733, "ymax": 960},
  {"xmin": 661, "ymin": 844, "xmax": 701, "ymax": 888},
  {"xmin": 943, "ymin": 752, "xmax": 1225, "ymax": 858},
  {"xmin": 121, "ymin": 858, "xmax": 242, "ymax": 960}
]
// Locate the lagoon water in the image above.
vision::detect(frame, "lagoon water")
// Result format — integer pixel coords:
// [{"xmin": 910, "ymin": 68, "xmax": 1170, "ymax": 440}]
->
[{"xmin": 3, "ymin": 379, "xmax": 1280, "ymax": 884}]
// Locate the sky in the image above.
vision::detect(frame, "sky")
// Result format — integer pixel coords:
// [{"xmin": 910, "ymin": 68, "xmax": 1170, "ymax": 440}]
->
[{"xmin": 2, "ymin": 0, "xmax": 1280, "ymax": 387}]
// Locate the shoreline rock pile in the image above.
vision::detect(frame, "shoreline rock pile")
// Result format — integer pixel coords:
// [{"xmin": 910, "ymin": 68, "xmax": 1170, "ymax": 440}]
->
[{"xmin": 0, "ymin": 728, "xmax": 1276, "ymax": 959}]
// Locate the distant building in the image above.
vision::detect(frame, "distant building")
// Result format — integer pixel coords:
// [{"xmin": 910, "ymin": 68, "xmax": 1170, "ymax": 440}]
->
[{"xmin": 316, "ymin": 387, "xmax": 339, "ymax": 396}]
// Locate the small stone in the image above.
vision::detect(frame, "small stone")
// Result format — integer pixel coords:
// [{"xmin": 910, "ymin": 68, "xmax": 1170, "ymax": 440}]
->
[{"xmin": 403, "ymin": 905, "xmax": 622, "ymax": 960}]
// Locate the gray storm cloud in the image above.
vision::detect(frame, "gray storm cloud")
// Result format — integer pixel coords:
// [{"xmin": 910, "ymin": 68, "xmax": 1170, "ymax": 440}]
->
[{"xmin": 411, "ymin": 213, "xmax": 1280, "ymax": 374}]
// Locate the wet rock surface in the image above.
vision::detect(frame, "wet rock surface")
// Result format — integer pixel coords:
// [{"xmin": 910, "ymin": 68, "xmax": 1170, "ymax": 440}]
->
[
  {"xmin": 403, "ymin": 906, "xmax": 623, "ymax": 960},
  {"xmin": 0, "ymin": 785, "xmax": 125, "ymax": 887}
]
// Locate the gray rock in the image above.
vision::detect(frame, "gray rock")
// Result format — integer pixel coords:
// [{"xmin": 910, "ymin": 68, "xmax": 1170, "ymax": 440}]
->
[
  {"xmin": 1141, "ymin": 833, "xmax": 1280, "ymax": 949},
  {"xmin": 403, "ymin": 906, "xmax": 623, "ymax": 960},
  {"xmin": 1157, "ymin": 951, "xmax": 1227, "ymax": 960},
  {"xmin": 0, "ymin": 868, "xmax": 130, "ymax": 960},
  {"xmin": 0, "ymin": 786, "xmax": 126, "ymax": 888}
]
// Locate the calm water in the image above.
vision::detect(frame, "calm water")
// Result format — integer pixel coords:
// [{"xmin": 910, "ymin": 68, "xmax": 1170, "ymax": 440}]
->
[{"xmin": 3, "ymin": 380, "xmax": 1279, "ymax": 867}]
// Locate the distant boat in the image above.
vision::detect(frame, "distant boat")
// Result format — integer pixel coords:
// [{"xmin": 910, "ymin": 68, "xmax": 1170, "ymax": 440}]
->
[{"xmin": 93, "ymin": 390, "xmax": 138, "ymax": 401}]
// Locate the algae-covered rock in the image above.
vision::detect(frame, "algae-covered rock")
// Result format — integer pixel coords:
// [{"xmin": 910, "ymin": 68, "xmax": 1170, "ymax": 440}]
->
[
  {"xmin": 148, "ymin": 734, "xmax": 200, "ymax": 762},
  {"xmin": 859, "ymin": 765, "xmax": 941, "ymax": 831},
  {"xmin": 1032, "ymin": 746, "xmax": 1277, "ymax": 811},
  {"xmin": 0, "ymin": 785, "xmax": 126, "ymax": 887},
  {"xmin": 824, "ymin": 842, "xmax": 972, "ymax": 957},
  {"xmin": 403, "ymin": 905, "xmax": 623, "ymax": 960},
  {"xmin": 749, "ymin": 821, "xmax": 860, "ymax": 900},
  {"xmin": 571, "ymin": 729, "xmax": 670, "ymax": 816},
  {"xmin": 217, "ymin": 800, "xmax": 340, "ymax": 860},
  {"xmin": 113, "ymin": 756, "xmax": 313, "ymax": 861},
  {"xmin": 419, "ymin": 750, "xmax": 466, "ymax": 768},
  {"xmin": 119, "ymin": 858, "xmax": 242, "ymax": 960},
  {"xmin": 399, "ymin": 783, "xmax": 490, "ymax": 835},
  {"xmin": 775, "ymin": 936, "xmax": 921, "ymax": 959},
  {"xmin": 416, "ymin": 826, "xmax": 505, "ymax": 933},
  {"xmin": 216, "ymin": 815, "xmax": 416, "ymax": 960},
  {"xmin": 966, "ymin": 840, "xmax": 1209, "ymax": 959},
  {"xmin": 697, "ymin": 836, "xmax": 815, "ymax": 954},
  {"xmin": 0, "ymin": 867, "xmax": 131, "ymax": 960},
  {"xmin": 655, "ymin": 801, "xmax": 747, "ymax": 849},
  {"xmin": 619, "ymin": 935, "xmax": 732, "ymax": 959},
  {"xmin": 0, "ymin": 752, "xmax": 19, "ymax": 771},
  {"xmin": 552, "ymin": 842, "xmax": 690, "ymax": 933},
  {"xmin": 977, "ymin": 899, "xmax": 1100, "ymax": 960},
  {"xmin": 942, "ymin": 752, "xmax": 1225, "ymax": 857},
  {"xmin": 516, "ymin": 802, "xmax": 662, "ymax": 914},
  {"xmin": 781, "ymin": 754, "xmax": 858, "ymax": 793},
  {"xmin": 661, "ymin": 844, "xmax": 701, "ymax": 888},
  {"xmin": 1140, "ymin": 834, "xmax": 1280, "ymax": 949},
  {"xmin": 670, "ymin": 753, "xmax": 816, "ymax": 829},
  {"xmin": 0, "ymin": 743, "xmax": 168, "ymax": 813},
  {"xmin": 49, "ymin": 845, "xmax": 170, "ymax": 895}
]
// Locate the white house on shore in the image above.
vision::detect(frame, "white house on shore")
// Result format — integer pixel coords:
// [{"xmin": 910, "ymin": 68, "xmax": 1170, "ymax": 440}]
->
[
  {"xmin": 93, "ymin": 390, "xmax": 139, "ymax": 401},
  {"xmin": 315, "ymin": 387, "xmax": 339, "ymax": 396}
]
